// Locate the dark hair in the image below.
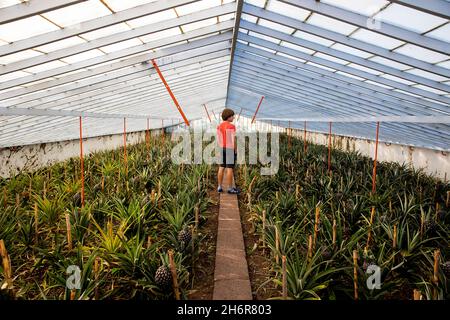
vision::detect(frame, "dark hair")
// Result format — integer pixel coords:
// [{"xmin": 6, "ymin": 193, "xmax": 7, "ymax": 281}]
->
[{"xmin": 221, "ymin": 108, "xmax": 235, "ymax": 121}]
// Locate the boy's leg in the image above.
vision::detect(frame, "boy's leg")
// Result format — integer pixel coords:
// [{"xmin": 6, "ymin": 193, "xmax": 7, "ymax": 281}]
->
[
  {"xmin": 218, "ymin": 166, "xmax": 225, "ymax": 188},
  {"xmin": 225, "ymin": 168, "xmax": 234, "ymax": 189}
]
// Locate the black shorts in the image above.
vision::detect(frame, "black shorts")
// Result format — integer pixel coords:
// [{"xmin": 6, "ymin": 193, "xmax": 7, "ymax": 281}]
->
[{"xmin": 220, "ymin": 148, "xmax": 236, "ymax": 168}]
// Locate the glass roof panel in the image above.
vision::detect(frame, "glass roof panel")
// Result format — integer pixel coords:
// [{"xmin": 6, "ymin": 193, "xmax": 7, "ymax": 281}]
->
[
  {"xmin": 237, "ymin": 39, "xmax": 249, "ymax": 45},
  {"xmin": 266, "ymin": 0, "xmax": 310, "ymax": 21},
  {"xmin": 60, "ymin": 49, "xmax": 105, "ymax": 64},
  {"xmin": 80, "ymin": 23, "xmax": 131, "ymax": 41},
  {"xmin": 219, "ymin": 13, "xmax": 235, "ymax": 22},
  {"xmin": 307, "ymin": 13, "xmax": 358, "ymax": 36},
  {"xmin": 0, "ymin": 0, "xmax": 20, "ymax": 9},
  {"xmin": 306, "ymin": 61, "xmax": 336, "ymax": 72},
  {"xmin": 249, "ymin": 43, "xmax": 277, "ymax": 54},
  {"xmin": 0, "ymin": 15, "xmax": 59, "ymax": 42},
  {"xmin": 280, "ymin": 41, "xmax": 315, "ymax": 55},
  {"xmin": 34, "ymin": 36, "xmax": 87, "ymax": 53},
  {"xmin": 314, "ymin": 52, "xmax": 349, "ymax": 65},
  {"xmin": 140, "ymin": 27, "xmax": 182, "ymax": 43},
  {"xmin": 103, "ymin": 0, "xmax": 157, "ymax": 12},
  {"xmin": 181, "ymin": 17, "xmax": 217, "ymax": 33},
  {"xmin": 347, "ymin": 63, "xmax": 383, "ymax": 75},
  {"xmin": 334, "ymin": 71, "xmax": 365, "ymax": 81},
  {"xmin": 329, "ymin": 43, "xmax": 372, "ymax": 58},
  {"xmin": 293, "ymin": 30, "xmax": 334, "ymax": 47},
  {"xmin": 350, "ymin": 29, "xmax": 404, "ymax": 49},
  {"xmin": 425, "ymin": 23, "xmax": 450, "ymax": 42},
  {"xmin": 394, "ymin": 44, "xmax": 449, "ymax": 64},
  {"xmin": 23, "ymin": 60, "xmax": 68, "ymax": 74},
  {"xmin": 0, "ymin": 49, "xmax": 42, "ymax": 64},
  {"xmin": 244, "ymin": 0, "xmax": 265, "ymax": 8},
  {"xmin": 368, "ymin": 56, "xmax": 410, "ymax": 70},
  {"xmin": 42, "ymin": 1, "xmax": 112, "ymax": 27},
  {"xmin": 321, "ymin": 0, "xmax": 389, "ymax": 16},
  {"xmin": 436, "ymin": 60, "xmax": 450, "ymax": 70},
  {"xmin": 241, "ymin": 13, "xmax": 258, "ymax": 23},
  {"xmin": 412, "ymin": 84, "xmax": 448, "ymax": 95},
  {"xmin": 126, "ymin": 9, "xmax": 177, "ymax": 28},
  {"xmin": 380, "ymin": 73, "xmax": 416, "ymax": 85},
  {"xmin": 100, "ymin": 38, "xmax": 143, "ymax": 53},
  {"xmin": 0, "ymin": 70, "xmax": 31, "ymax": 83},
  {"xmin": 276, "ymin": 51, "xmax": 306, "ymax": 63},
  {"xmin": 374, "ymin": 3, "xmax": 447, "ymax": 34},
  {"xmin": 258, "ymin": 19, "xmax": 295, "ymax": 34},
  {"xmin": 249, "ymin": 31, "xmax": 280, "ymax": 44},
  {"xmin": 405, "ymin": 68, "xmax": 449, "ymax": 82},
  {"xmin": 364, "ymin": 79, "xmax": 393, "ymax": 89},
  {"xmin": 176, "ymin": 0, "xmax": 221, "ymax": 16}
]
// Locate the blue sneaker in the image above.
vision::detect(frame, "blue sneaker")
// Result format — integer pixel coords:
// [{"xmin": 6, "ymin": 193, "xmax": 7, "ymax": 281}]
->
[
  {"xmin": 217, "ymin": 186, "xmax": 223, "ymax": 193},
  {"xmin": 227, "ymin": 187, "xmax": 240, "ymax": 194}
]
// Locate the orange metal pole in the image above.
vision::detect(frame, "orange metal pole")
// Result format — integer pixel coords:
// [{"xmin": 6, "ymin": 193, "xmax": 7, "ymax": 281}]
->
[
  {"xmin": 328, "ymin": 121, "xmax": 332, "ymax": 173},
  {"xmin": 123, "ymin": 117, "xmax": 128, "ymax": 176},
  {"xmin": 251, "ymin": 96, "xmax": 264, "ymax": 124},
  {"xmin": 304, "ymin": 121, "xmax": 307, "ymax": 153},
  {"xmin": 151, "ymin": 59, "xmax": 190, "ymax": 126},
  {"xmin": 372, "ymin": 122, "xmax": 380, "ymax": 194},
  {"xmin": 203, "ymin": 104, "xmax": 212, "ymax": 123},
  {"xmin": 237, "ymin": 107, "xmax": 243, "ymax": 122},
  {"xmin": 79, "ymin": 116, "xmax": 85, "ymax": 207}
]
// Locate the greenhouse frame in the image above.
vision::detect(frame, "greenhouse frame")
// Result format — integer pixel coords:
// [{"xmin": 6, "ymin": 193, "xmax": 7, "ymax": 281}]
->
[{"xmin": 0, "ymin": 0, "xmax": 449, "ymax": 306}]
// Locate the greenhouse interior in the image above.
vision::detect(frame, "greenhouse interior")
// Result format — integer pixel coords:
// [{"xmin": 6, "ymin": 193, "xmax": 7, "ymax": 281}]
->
[{"xmin": 0, "ymin": 0, "xmax": 449, "ymax": 304}]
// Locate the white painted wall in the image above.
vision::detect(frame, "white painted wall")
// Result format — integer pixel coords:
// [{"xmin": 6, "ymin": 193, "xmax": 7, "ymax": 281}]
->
[
  {"xmin": 290, "ymin": 129, "xmax": 450, "ymax": 180},
  {"xmin": 1, "ymin": 124, "xmax": 448, "ymax": 180},
  {"xmin": 0, "ymin": 129, "xmax": 162, "ymax": 178}
]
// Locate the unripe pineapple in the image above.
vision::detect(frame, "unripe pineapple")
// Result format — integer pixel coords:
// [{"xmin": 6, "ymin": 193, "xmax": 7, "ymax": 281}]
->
[
  {"xmin": 155, "ymin": 265, "xmax": 172, "ymax": 289},
  {"xmin": 73, "ymin": 192, "xmax": 81, "ymax": 206},
  {"xmin": 178, "ymin": 228, "xmax": 192, "ymax": 250},
  {"xmin": 425, "ymin": 220, "xmax": 438, "ymax": 234}
]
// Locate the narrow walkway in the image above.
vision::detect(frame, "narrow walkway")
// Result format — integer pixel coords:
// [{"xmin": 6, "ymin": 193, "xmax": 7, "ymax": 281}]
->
[{"xmin": 212, "ymin": 192, "xmax": 252, "ymax": 300}]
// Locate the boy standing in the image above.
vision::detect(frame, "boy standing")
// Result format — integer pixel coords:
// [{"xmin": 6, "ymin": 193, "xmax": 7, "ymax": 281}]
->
[{"xmin": 217, "ymin": 108, "xmax": 240, "ymax": 194}]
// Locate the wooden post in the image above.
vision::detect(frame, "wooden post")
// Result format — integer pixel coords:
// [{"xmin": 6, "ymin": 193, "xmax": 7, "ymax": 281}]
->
[
  {"xmin": 365, "ymin": 206, "xmax": 376, "ymax": 251},
  {"xmin": 94, "ymin": 257, "xmax": 100, "ymax": 300},
  {"xmin": 433, "ymin": 249, "xmax": 440, "ymax": 300},
  {"xmin": 0, "ymin": 239, "xmax": 12, "ymax": 289},
  {"xmin": 147, "ymin": 235, "xmax": 152, "ymax": 249},
  {"xmin": 332, "ymin": 219, "xmax": 337, "ymax": 247},
  {"xmin": 262, "ymin": 210, "xmax": 266, "ymax": 249},
  {"xmin": 34, "ymin": 202, "xmax": 39, "ymax": 245},
  {"xmin": 168, "ymin": 250, "xmax": 180, "ymax": 300},
  {"xmin": 195, "ymin": 206, "xmax": 199, "ymax": 231},
  {"xmin": 79, "ymin": 117, "xmax": 85, "ymax": 207},
  {"xmin": 275, "ymin": 225, "xmax": 280, "ymax": 265},
  {"xmin": 393, "ymin": 224, "xmax": 397, "ymax": 249},
  {"xmin": 371, "ymin": 122, "xmax": 380, "ymax": 194},
  {"xmin": 313, "ymin": 206, "xmax": 320, "ymax": 250},
  {"xmin": 413, "ymin": 289, "xmax": 422, "ymax": 300},
  {"xmin": 353, "ymin": 250, "xmax": 358, "ymax": 300},
  {"xmin": 65, "ymin": 213, "xmax": 72, "ymax": 251},
  {"xmin": 446, "ymin": 191, "xmax": 449, "ymax": 208},
  {"xmin": 420, "ymin": 212, "xmax": 424, "ymax": 238},
  {"xmin": 282, "ymin": 255, "xmax": 287, "ymax": 299},
  {"xmin": 307, "ymin": 234, "xmax": 313, "ymax": 260},
  {"xmin": 295, "ymin": 184, "xmax": 300, "ymax": 200},
  {"xmin": 303, "ymin": 121, "xmax": 307, "ymax": 153}
]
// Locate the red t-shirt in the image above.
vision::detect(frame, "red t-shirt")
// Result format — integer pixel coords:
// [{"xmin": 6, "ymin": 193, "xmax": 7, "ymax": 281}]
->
[{"xmin": 217, "ymin": 121, "xmax": 236, "ymax": 149}]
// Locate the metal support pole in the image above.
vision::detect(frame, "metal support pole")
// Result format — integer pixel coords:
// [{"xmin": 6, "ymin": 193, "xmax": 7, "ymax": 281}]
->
[
  {"xmin": 372, "ymin": 122, "xmax": 380, "ymax": 194},
  {"xmin": 251, "ymin": 96, "xmax": 264, "ymax": 124},
  {"xmin": 123, "ymin": 117, "xmax": 128, "ymax": 177},
  {"xmin": 328, "ymin": 121, "xmax": 332, "ymax": 173},
  {"xmin": 151, "ymin": 59, "xmax": 190, "ymax": 126},
  {"xmin": 79, "ymin": 116, "xmax": 85, "ymax": 207},
  {"xmin": 203, "ymin": 104, "xmax": 212, "ymax": 123}
]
